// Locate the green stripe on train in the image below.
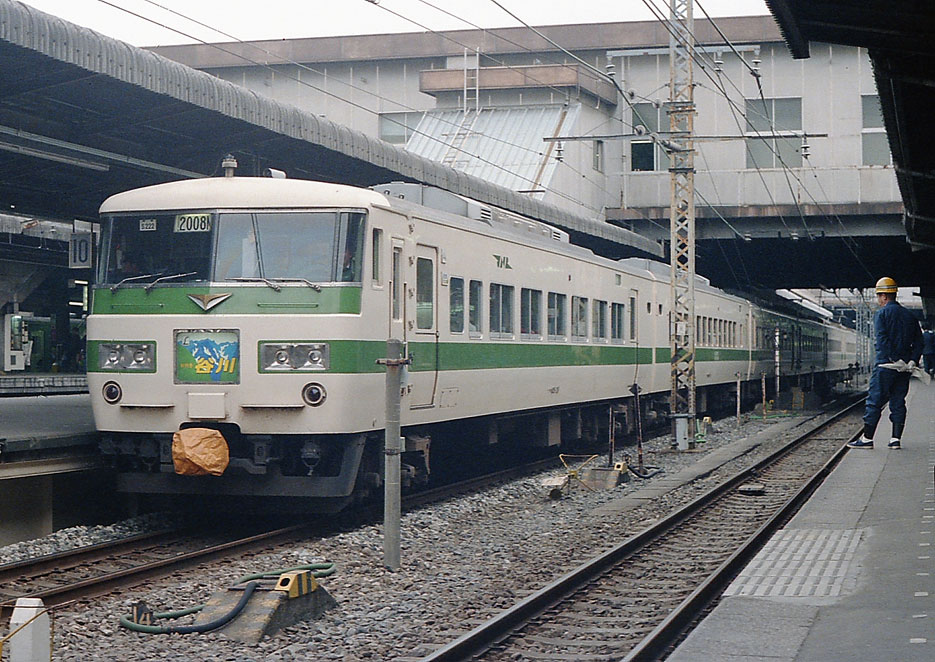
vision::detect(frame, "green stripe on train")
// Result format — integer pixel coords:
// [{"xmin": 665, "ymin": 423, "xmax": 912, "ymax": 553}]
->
[{"xmin": 90, "ymin": 286, "xmax": 362, "ymax": 315}]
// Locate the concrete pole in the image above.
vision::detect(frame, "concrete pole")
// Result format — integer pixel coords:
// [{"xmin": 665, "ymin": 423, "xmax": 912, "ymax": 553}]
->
[{"xmin": 380, "ymin": 339, "xmax": 405, "ymax": 572}]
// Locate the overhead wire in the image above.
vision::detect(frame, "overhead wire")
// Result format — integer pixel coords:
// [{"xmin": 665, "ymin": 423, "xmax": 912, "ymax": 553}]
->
[
  {"xmin": 639, "ymin": 0, "xmax": 874, "ymax": 278},
  {"xmin": 96, "ymin": 0, "xmax": 603, "ymax": 214}
]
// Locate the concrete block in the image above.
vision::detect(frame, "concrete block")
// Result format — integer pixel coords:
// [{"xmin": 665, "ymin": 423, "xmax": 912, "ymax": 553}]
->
[
  {"xmin": 194, "ymin": 581, "xmax": 337, "ymax": 643},
  {"xmin": 579, "ymin": 466, "xmax": 627, "ymax": 491},
  {"xmin": 9, "ymin": 598, "xmax": 50, "ymax": 662}
]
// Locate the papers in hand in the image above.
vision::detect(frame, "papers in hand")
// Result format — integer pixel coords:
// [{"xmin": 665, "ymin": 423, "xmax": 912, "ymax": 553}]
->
[{"xmin": 879, "ymin": 360, "xmax": 931, "ymax": 384}]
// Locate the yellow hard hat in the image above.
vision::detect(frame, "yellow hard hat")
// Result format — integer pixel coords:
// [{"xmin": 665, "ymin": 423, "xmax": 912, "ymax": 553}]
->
[{"xmin": 875, "ymin": 276, "xmax": 898, "ymax": 294}]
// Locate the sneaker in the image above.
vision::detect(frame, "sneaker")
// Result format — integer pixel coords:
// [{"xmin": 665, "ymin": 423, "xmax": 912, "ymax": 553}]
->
[
  {"xmin": 847, "ymin": 436, "xmax": 874, "ymax": 449},
  {"xmin": 888, "ymin": 438, "xmax": 901, "ymax": 449}
]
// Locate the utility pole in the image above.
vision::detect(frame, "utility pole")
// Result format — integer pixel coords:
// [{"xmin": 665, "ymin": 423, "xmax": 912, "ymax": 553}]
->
[{"xmin": 668, "ymin": 0, "xmax": 696, "ymax": 450}]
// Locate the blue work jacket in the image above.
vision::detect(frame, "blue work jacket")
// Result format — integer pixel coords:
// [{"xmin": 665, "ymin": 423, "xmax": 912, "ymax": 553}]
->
[
  {"xmin": 923, "ymin": 330, "xmax": 935, "ymax": 355},
  {"xmin": 874, "ymin": 300, "xmax": 923, "ymax": 365}
]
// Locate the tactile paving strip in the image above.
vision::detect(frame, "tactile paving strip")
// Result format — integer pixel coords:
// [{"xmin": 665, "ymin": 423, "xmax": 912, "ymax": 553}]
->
[{"xmin": 723, "ymin": 529, "xmax": 863, "ymax": 598}]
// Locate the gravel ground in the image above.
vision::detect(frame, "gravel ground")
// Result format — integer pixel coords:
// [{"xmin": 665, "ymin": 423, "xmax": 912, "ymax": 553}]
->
[{"xmin": 3, "ymin": 410, "xmax": 828, "ymax": 661}]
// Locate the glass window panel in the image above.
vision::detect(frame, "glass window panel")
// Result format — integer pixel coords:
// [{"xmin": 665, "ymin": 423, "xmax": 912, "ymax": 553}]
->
[
  {"xmin": 489, "ymin": 284, "xmax": 501, "ymax": 334},
  {"xmin": 776, "ymin": 137, "xmax": 802, "ymax": 167},
  {"xmin": 593, "ymin": 300, "xmax": 607, "ymax": 339},
  {"xmin": 633, "ymin": 103, "xmax": 658, "ymax": 133},
  {"xmin": 371, "ymin": 228, "xmax": 382, "ymax": 284},
  {"xmin": 450, "ymin": 277, "xmax": 464, "ymax": 333},
  {"xmin": 469, "ymin": 280, "xmax": 482, "ymax": 333},
  {"xmin": 415, "ymin": 257, "xmax": 434, "ymax": 330},
  {"xmin": 629, "ymin": 296, "xmax": 637, "ymax": 340},
  {"xmin": 548, "ymin": 292, "xmax": 566, "ymax": 337},
  {"xmin": 572, "ymin": 296, "xmax": 589, "ymax": 339},
  {"xmin": 612, "ymin": 303, "xmax": 625, "ymax": 341},
  {"xmin": 501, "ymin": 285, "xmax": 514, "ymax": 335},
  {"xmin": 862, "ymin": 132, "xmax": 891, "ymax": 166},
  {"xmin": 772, "ymin": 98, "xmax": 801, "ymax": 131},
  {"xmin": 746, "ymin": 137, "xmax": 773, "ymax": 168},
  {"xmin": 214, "ymin": 212, "xmax": 259, "ymax": 281},
  {"xmin": 862, "ymin": 95, "xmax": 884, "ymax": 129},
  {"xmin": 391, "ymin": 247, "xmax": 401, "ymax": 320},
  {"xmin": 745, "ymin": 97, "xmax": 771, "ymax": 133},
  {"xmin": 631, "ymin": 141, "xmax": 655, "ymax": 171},
  {"xmin": 255, "ymin": 212, "xmax": 338, "ymax": 282},
  {"xmin": 521, "ymin": 288, "xmax": 542, "ymax": 336}
]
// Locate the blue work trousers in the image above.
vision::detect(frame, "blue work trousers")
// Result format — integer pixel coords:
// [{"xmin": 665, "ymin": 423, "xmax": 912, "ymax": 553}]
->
[{"xmin": 863, "ymin": 366, "xmax": 911, "ymax": 429}]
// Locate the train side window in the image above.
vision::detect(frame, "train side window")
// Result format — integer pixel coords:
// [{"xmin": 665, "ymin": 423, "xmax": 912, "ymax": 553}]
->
[
  {"xmin": 450, "ymin": 277, "xmax": 464, "ymax": 333},
  {"xmin": 469, "ymin": 280, "xmax": 482, "ymax": 336},
  {"xmin": 572, "ymin": 296, "xmax": 589, "ymax": 341},
  {"xmin": 415, "ymin": 257, "xmax": 434, "ymax": 331},
  {"xmin": 489, "ymin": 283, "xmax": 514, "ymax": 339},
  {"xmin": 391, "ymin": 246, "xmax": 402, "ymax": 321},
  {"xmin": 611, "ymin": 303, "xmax": 625, "ymax": 343},
  {"xmin": 628, "ymin": 296, "xmax": 637, "ymax": 341},
  {"xmin": 371, "ymin": 228, "xmax": 383, "ymax": 286},
  {"xmin": 593, "ymin": 300, "xmax": 608, "ymax": 341},
  {"xmin": 646, "ymin": 301, "xmax": 652, "ymax": 315},
  {"xmin": 548, "ymin": 292, "xmax": 567, "ymax": 340},
  {"xmin": 521, "ymin": 288, "xmax": 542, "ymax": 339}
]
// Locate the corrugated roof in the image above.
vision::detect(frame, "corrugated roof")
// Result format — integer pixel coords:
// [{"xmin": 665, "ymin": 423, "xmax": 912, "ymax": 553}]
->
[
  {"xmin": 0, "ymin": 0, "xmax": 662, "ymax": 257},
  {"xmin": 405, "ymin": 105, "xmax": 576, "ymax": 198}
]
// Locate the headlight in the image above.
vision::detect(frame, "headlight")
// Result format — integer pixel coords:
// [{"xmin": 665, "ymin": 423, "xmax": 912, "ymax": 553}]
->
[
  {"xmin": 99, "ymin": 343, "xmax": 155, "ymax": 371},
  {"xmin": 260, "ymin": 343, "xmax": 329, "ymax": 372}
]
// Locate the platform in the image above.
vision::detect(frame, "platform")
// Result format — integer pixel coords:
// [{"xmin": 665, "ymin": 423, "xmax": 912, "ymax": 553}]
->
[
  {"xmin": 0, "ymin": 372, "xmax": 87, "ymax": 396},
  {"xmin": 667, "ymin": 380, "xmax": 934, "ymax": 661}
]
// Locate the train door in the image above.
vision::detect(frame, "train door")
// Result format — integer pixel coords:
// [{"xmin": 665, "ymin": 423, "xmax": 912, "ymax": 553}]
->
[{"xmin": 408, "ymin": 244, "xmax": 439, "ymax": 408}]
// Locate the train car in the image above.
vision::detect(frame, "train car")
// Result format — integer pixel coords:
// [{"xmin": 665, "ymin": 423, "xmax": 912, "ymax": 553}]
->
[{"xmin": 89, "ymin": 176, "xmax": 857, "ymax": 509}]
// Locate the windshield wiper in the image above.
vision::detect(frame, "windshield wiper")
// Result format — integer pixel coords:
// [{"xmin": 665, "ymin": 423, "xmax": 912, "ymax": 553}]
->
[
  {"xmin": 110, "ymin": 273, "xmax": 159, "ymax": 293},
  {"xmin": 225, "ymin": 277, "xmax": 282, "ymax": 292},
  {"xmin": 144, "ymin": 272, "xmax": 198, "ymax": 293},
  {"xmin": 268, "ymin": 278, "xmax": 323, "ymax": 292}
]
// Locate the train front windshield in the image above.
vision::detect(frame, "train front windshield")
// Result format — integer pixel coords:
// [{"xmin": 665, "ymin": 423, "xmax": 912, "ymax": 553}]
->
[{"xmin": 98, "ymin": 210, "xmax": 366, "ymax": 285}]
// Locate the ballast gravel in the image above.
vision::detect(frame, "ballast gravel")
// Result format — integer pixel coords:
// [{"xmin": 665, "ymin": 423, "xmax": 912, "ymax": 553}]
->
[{"xmin": 1, "ymin": 410, "xmax": 833, "ymax": 661}]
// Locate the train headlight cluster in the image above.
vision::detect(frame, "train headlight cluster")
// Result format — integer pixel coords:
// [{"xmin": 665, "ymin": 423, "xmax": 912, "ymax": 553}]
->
[
  {"xmin": 98, "ymin": 342, "xmax": 155, "ymax": 371},
  {"xmin": 260, "ymin": 343, "xmax": 329, "ymax": 371}
]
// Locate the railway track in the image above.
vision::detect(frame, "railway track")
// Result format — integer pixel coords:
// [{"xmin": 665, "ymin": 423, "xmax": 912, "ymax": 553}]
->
[
  {"xmin": 0, "ymin": 453, "xmax": 565, "ymax": 623},
  {"xmin": 0, "ymin": 523, "xmax": 313, "ymax": 624},
  {"xmin": 419, "ymin": 400, "xmax": 863, "ymax": 662}
]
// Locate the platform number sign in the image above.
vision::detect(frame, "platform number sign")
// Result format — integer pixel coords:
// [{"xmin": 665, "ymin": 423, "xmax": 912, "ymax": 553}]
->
[{"xmin": 69, "ymin": 232, "xmax": 92, "ymax": 269}]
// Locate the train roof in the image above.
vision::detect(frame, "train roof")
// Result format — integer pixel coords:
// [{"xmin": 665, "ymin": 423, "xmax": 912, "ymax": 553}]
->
[{"xmin": 99, "ymin": 177, "xmax": 386, "ymax": 214}]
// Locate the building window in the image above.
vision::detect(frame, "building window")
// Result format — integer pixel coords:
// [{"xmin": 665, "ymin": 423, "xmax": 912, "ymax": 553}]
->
[
  {"xmin": 450, "ymin": 277, "xmax": 464, "ymax": 333},
  {"xmin": 593, "ymin": 140, "xmax": 604, "ymax": 172},
  {"xmin": 489, "ymin": 283, "xmax": 515, "ymax": 338},
  {"xmin": 630, "ymin": 103, "xmax": 669, "ymax": 172},
  {"xmin": 548, "ymin": 292, "xmax": 567, "ymax": 339},
  {"xmin": 745, "ymin": 97, "xmax": 802, "ymax": 168},
  {"xmin": 521, "ymin": 288, "xmax": 542, "ymax": 338},
  {"xmin": 861, "ymin": 95, "xmax": 891, "ymax": 166},
  {"xmin": 379, "ymin": 111, "xmax": 424, "ymax": 144}
]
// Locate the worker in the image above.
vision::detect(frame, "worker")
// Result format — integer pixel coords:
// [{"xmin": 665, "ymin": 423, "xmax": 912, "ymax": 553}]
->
[{"xmin": 848, "ymin": 277, "xmax": 923, "ymax": 449}]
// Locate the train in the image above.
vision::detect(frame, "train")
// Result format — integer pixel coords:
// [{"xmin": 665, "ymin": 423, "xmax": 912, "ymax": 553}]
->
[{"xmin": 89, "ymin": 175, "xmax": 858, "ymax": 509}]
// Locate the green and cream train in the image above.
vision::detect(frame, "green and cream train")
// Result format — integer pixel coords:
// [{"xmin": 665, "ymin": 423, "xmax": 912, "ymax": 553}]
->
[{"xmin": 89, "ymin": 177, "xmax": 857, "ymax": 508}]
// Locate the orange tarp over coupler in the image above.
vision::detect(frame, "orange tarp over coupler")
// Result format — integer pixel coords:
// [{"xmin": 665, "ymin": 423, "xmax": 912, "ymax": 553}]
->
[{"xmin": 172, "ymin": 428, "xmax": 230, "ymax": 476}]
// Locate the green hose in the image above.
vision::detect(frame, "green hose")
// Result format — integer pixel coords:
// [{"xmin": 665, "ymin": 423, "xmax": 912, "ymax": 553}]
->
[{"xmin": 119, "ymin": 562, "xmax": 336, "ymax": 634}]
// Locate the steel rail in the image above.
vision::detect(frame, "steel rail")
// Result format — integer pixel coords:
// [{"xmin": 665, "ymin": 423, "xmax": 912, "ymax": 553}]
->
[
  {"xmin": 0, "ymin": 523, "xmax": 311, "ymax": 614},
  {"xmin": 420, "ymin": 398, "xmax": 862, "ymax": 662}
]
